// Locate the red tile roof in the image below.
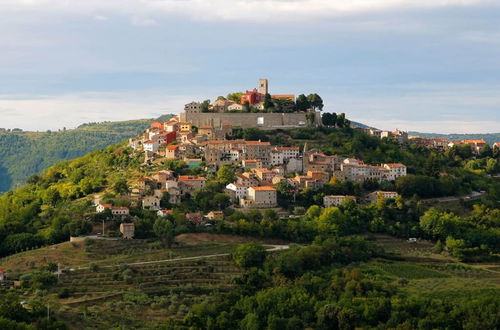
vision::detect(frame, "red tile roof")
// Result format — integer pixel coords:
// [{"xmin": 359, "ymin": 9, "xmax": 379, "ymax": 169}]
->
[
  {"xmin": 384, "ymin": 163, "xmax": 406, "ymax": 168},
  {"xmin": 251, "ymin": 186, "xmax": 276, "ymax": 191},
  {"xmin": 178, "ymin": 176, "xmax": 206, "ymax": 181}
]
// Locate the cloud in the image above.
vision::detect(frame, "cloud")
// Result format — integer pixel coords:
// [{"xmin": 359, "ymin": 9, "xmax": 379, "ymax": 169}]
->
[
  {"xmin": 93, "ymin": 15, "xmax": 108, "ymax": 21},
  {"xmin": 0, "ymin": 92, "xmax": 194, "ymax": 131},
  {"xmin": 131, "ymin": 16, "xmax": 158, "ymax": 27},
  {"xmin": 0, "ymin": 0, "xmax": 491, "ymax": 23}
]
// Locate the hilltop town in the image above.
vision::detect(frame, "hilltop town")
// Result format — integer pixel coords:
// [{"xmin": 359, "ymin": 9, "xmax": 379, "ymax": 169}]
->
[{"xmin": 89, "ymin": 79, "xmax": 498, "ymax": 237}]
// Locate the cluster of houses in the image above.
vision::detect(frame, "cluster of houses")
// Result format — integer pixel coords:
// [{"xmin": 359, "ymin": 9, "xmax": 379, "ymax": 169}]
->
[
  {"xmin": 363, "ymin": 127, "xmax": 499, "ymax": 156},
  {"xmin": 125, "ymin": 114, "xmax": 409, "ymax": 212},
  {"xmin": 323, "ymin": 191, "xmax": 399, "ymax": 207},
  {"xmin": 127, "ymin": 124, "xmax": 408, "ymax": 211},
  {"xmin": 362, "ymin": 128, "xmax": 409, "ymax": 144}
]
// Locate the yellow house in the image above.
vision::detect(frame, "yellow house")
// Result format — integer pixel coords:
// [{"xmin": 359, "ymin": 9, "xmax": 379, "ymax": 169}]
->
[{"xmin": 179, "ymin": 122, "xmax": 192, "ymax": 132}]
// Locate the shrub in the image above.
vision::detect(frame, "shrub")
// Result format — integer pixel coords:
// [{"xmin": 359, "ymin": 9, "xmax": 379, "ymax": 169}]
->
[{"xmin": 232, "ymin": 243, "xmax": 267, "ymax": 268}]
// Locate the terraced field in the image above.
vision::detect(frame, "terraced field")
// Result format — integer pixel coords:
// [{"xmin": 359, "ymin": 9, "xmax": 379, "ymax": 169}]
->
[
  {"xmin": 363, "ymin": 235, "xmax": 500, "ymax": 300},
  {"xmin": 0, "ymin": 234, "xmax": 259, "ymax": 329},
  {"xmin": 55, "ymin": 255, "xmax": 240, "ymax": 328}
]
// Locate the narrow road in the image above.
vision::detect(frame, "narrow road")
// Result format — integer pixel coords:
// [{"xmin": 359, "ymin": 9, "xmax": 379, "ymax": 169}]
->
[
  {"xmin": 72, "ymin": 244, "xmax": 289, "ymax": 271},
  {"xmin": 421, "ymin": 191, "xmax": 485, "ymax": 203}
]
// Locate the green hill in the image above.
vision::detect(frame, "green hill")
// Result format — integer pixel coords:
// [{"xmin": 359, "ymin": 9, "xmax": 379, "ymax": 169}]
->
[
  {"xmin": 0, "ymin": 116, "xmax": 173, "ymax": 194},
  {"xmin": 0, "ymin": 124, "xmax": 498, "ymax": 329}
]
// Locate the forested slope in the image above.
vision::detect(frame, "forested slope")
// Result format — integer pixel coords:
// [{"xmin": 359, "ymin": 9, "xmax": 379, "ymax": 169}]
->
[{"xmin": 0, "ymin": 117, "xmax": 172, "ymax": 193}]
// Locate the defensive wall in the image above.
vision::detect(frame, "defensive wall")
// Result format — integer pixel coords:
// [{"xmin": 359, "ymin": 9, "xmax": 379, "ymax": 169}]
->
[{"xmin": 179, "ymin": 112, "xmax": 322, "ymax": 129}]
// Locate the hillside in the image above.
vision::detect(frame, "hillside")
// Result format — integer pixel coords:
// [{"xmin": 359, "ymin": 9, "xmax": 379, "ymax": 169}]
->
[
  {"xmin": 0, "ymin": 115, "xmax": 173, "ymax": 194},
  {"xmin": 409, "ymin": 131, "xmax": 500, "ymax": 145},
  {"xmin": 0, "ymin": 123, "xmax": 498, "ymax": 329}
]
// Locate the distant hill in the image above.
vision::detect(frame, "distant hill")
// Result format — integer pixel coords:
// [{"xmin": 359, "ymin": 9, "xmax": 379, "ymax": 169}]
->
[
  {"xmin": 409, "ymin": 132, "xmax": 500, "ymax": 145},
  {"xmin": 0, "ymin": 116, "xmax": 173, "ymax": 193},
  {"xmin": 350, "ymin": 121, "xmax": 378, "ymax": 130}
]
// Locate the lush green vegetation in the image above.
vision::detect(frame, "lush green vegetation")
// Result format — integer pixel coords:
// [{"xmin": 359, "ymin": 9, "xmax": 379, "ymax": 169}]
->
[
  {"xmin": 0, "ymin": 122, "xmax": 498, "ymax": 329},
  {"xmin": 0, "ymin": 118, "xmax": 171, "ymax": 193},
  {"xmin": 173, "ymin": 238, "xmax": 499, "ymax": 330}
]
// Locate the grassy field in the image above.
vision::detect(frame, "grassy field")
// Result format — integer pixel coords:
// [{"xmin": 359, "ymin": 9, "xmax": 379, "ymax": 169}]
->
[
  {"xmin": 0, "ymin": 233, "xmax": 266, "ymax": 274},
  {"xmin": 364, "ymin": 234, "xmax": 500, "ymax": 300}
]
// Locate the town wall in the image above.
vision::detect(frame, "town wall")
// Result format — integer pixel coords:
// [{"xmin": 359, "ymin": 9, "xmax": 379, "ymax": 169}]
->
[{"xmin": 179, "ymin": 112, "xmax": 321, "ymax": 129}]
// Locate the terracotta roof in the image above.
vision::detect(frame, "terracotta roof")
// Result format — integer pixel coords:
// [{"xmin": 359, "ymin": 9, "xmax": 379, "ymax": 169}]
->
[
  {"xmin": 100, "ymin": 203, "xmax": 112, "ymax": 208},
  {"xmin": 272, "ymin": 94, "xmax": 295, "ymax": 99},
  {"xmin": 112, "ymin": 206, "xmax": 129, "ymax": 210},
  {"xmin": 384, "ymin": 163, "xmax": 406, "ymax": 168},
  {"xmin": 254, "ymin": 168, "xmax": 273, "ymax": 173},
  {"xmin": 463, "ymin": 139, "xmax": 486, "ymax": 144},
  {"xmin": 251, "ymin": 186, "xmax": 276, "ymax": 191},
  {"xmin": 144, "ymin": 140, "xmax": 157, "ymax": 144},
  {"xmin": 178, "ymin": 176, "xmax": 206, "ymax": 181},
  {"xmin": 245, "ymin": 141, "xmax": 271, "ymax": 146},
  {"xmin": 167, "ymin": 145, "xmax": 179, "ymax": 150}
]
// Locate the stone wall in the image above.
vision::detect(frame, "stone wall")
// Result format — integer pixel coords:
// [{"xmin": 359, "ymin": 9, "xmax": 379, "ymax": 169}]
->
[{"xmin": 179, "ymin": 112, "xmax": 321, "ymax": 129}]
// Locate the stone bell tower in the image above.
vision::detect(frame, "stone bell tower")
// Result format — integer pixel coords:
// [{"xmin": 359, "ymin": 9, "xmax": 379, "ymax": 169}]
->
[{"xmin": 258, "ymin": 78, "xmax": 268, "ymax": 95}]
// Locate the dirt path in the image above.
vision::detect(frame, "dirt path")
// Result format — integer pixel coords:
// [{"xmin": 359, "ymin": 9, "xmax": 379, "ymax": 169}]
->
[{"xmin": 72, "ymin": 244, "xmax": 289, "ymax": 270}]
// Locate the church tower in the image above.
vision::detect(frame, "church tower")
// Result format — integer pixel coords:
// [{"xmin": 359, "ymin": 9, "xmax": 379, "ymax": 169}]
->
[{"xmin": 258, "ymin": 78, "xmax": 268, "ymax": 95}]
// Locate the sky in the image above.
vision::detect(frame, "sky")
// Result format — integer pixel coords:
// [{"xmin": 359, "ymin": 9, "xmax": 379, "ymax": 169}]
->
[{"xmin": 0, "ymin": 0, "xmax": 499, "ymax": 134}]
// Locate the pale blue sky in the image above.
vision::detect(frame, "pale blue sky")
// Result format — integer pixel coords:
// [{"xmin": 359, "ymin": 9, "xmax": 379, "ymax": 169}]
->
[{"xmin": 0, "ymin": 0, "xmax": 499, "ymax": 133}]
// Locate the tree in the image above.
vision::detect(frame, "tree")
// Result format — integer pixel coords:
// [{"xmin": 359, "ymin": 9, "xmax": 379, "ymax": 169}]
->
[
  {"xmin": 263, "ymin": 93, "xmax": 273, "ymax": 111},
  {"xmin": 214, "ymin": 193, "xmax": 231, "ymax": 210},
  {"xmin": 322, "ymin": 112, "xmax": 337, "ymax": 126},
  {"xmin": 243, "ymin": 100, "xmax": 250, "ymax": 112},
  {"xmin": 486, "ymin": 158, "xmax": 499, "ymax": 174},
  {"xmin": 232, "ymin": 243, "xmax": 266, "ymax": 268},
  {"xmin": 160, "ymin": 192, "xmax": 171, "ymax": 208},
  {"xmin": 217, "ymin": 165, "xmax": 236, "ymax": 185},
  {"xmin": 296, "ymin": 94, "xmax": 310, "ymax": 111},
  {"xmin": 336, "ymin": 113, "xmax": 349, "ymax": 128},
  {"xmin": 276, "ymin": 180, "xmax": 295, "ymax": 207},
  {"xmin": 273, "ymin": 99, "xmax": 296, "ymax": 113},
  {"xmin": 200, "ymin": 100, "xmax": 211, "ymax": 113},
  {"xmin": 67, "ymin": 220, "xmax": 92, "ymax": 237},
  {"xmin": 227, "ymin": 92, "xmax": 243, "ymax": 103},
  {"xmin": 424, "ymin": 153, "xmax": 441, "ymax": 178},
  {"xmin": 153, "ymin": 218, "xmax": 175, "ymax": 248},
  {"xmin": 306, "ymin": 113, "xmax": 316, "ymax": 125},
  {"xmin": 307, "ymin": 93, "xmax": 324, "ymax": 111},
  {"xmin": 114, "ymin": 179, "xmax": 129, "ymax": 195}
]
